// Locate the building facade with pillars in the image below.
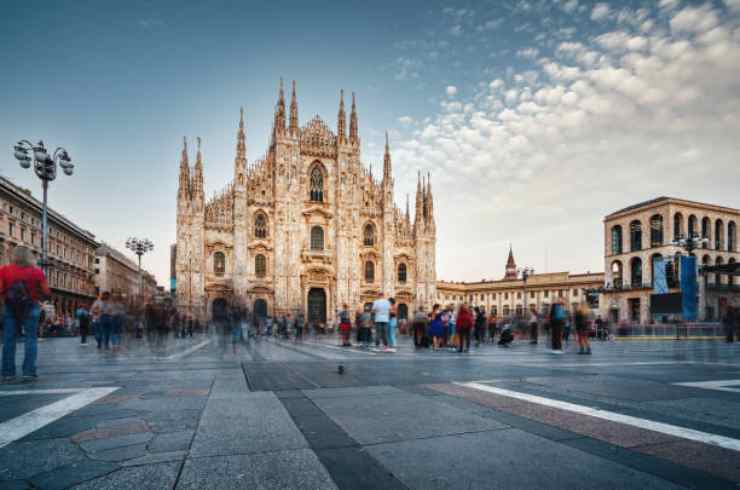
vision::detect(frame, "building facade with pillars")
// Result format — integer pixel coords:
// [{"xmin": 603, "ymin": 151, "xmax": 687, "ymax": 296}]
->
[
  {"xmin": 175, "ymin": 81, "xmax": 437, "ymax": 323},
  {"xmin": 0, "ymin": 176, "xmax": 98, "ymax": 314},
  {"xmin": 437, "ymin": 248, "xmax": 604, "ymax": 317},
  {"xmin": 602, "ymin": 197, "xmax": 739, "ymax": 324},
  {"xmin": 94, "ymin": 243, "xmax": 156, "ymax": 304}
]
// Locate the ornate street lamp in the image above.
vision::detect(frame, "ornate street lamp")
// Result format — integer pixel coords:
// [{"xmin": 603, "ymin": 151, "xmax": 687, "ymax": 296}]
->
[
  {"xmin": 672, "ymin": 232, "xmax": 708, "ymax": 255},
  {"xmin": 126, "ymin": 237, "xmax": 154, "ymax": 300},
  {"xmin": 13, "ymin": 140, "xmax": 74, "ymax": 276}
]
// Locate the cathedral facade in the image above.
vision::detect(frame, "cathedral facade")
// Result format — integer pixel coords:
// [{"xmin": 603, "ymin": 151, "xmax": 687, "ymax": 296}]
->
[{"xmin": 175, "ymin": 81, "xmax": 437, "ymax": 324}]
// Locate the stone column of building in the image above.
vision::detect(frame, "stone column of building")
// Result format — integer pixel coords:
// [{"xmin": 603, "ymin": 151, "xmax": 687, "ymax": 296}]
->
[
  {"xmin": 381, "ymin": 132, "xmax": 395, "ymax": 297},
  {"xmin": 232, "ymin": 108, "xmax": 249, "ymax": 305}
]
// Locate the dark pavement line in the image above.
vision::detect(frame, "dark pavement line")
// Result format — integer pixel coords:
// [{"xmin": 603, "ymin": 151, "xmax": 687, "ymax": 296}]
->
[
  {"xmin": 427, "ymin": 384, "xmax": 738, "ymax": 489},
  {"xmin": 172, "ymin": 377, "xmax": 216, "ymax": 489},
  {"xmin": 279, "ymin": 392, "xmax": 409, "ymax": 490}
]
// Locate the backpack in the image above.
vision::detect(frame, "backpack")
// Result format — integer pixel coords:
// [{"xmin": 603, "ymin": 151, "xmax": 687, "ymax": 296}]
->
[{"xmin": 7, "ymin": 279, "xmax": 34, "ymax": 321}]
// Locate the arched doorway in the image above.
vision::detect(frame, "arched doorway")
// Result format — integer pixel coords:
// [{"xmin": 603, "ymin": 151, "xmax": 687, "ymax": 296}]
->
[
  {"xmin": 212, "ymin": 298, "xmax": 228, "ymax": 321},
  {"xmin": 307, "ymin": 288, "xmax": 327, "ymax": 326},
  {"xmin": 254, "ymin": 299, "xmax": 268, "ymax": 320},
  {"xmin": 398, "ymin": 303, "xmax": 408, "ymax": 320}
]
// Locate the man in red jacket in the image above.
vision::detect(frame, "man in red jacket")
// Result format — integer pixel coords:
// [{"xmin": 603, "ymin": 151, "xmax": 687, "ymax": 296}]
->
[{"xmin": 456, "ymin": 304, "xmax": 474, "ymax": 353}]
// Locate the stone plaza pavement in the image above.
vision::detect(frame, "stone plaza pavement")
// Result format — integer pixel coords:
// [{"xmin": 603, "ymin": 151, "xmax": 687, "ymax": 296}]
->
[{"xmin": 1, "ymin": 331, "xmax": 739, "ymax": 489}]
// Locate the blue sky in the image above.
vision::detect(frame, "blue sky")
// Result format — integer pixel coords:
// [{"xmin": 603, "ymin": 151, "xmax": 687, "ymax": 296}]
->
[{"xmin": 2, "ymin": 0, "xmax": 739, "ymax": 285}]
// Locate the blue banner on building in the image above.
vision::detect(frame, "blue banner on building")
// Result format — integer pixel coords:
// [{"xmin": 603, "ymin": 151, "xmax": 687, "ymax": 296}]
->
[
  {"xmin": 653, "ymin": 256, "xmax": 668, "ymax": 294},
  {"xmin": 680, "ymin": 255, "xmax": 697, "ymax": 321}
]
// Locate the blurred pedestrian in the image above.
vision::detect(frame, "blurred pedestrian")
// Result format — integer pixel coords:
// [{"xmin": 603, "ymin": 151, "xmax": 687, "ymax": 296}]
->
[
  {"xmin": 575, "ymin": 302, "xmax": 591, "ymax": 355},
  {"xmin": 388, "ymin": 298, "xmax": 398, "ymax": 351},
  {"xmin": 1, "ymin": 246, "xmax": 51, "ymax": 383},
  {"xmin": 91, "ymin": 292, "xmax": 114, "ymax": 350},
  {"xmin": 372, "ymin": 292, "xmax": 391, "ymax": 352},
  {"xmin": 412, "ymin": 306, "xmax": 428, "ymax": 348},
  {"xmin": 457, "ymin": 304, "xmax": 474, "ymax": 353},
  {"xmin": 359, "ymin": 304, "xmax": 373, "ymax": 349},
  {"xmin": 723, "ymin": 306, "xmax": 736, "ymax": 343},
  {"xmin": 338, "ymin": 303, "xmax": 352, "ymax": 347},
  {"xmin": 429, "ymin": 304, "xmax": 447, "ymax": 351},
  {"xmin": 294, "ymin": 311, "xmax": 305, "ymax": 342},
  {"xmin": 474, "ymin": 306, "xmax": 486, "ymax": 347},
  {"xmin": 76, "ymin": 306, "xmax": 90, "ymax": 345},
  {"xmin": 487, "ymin": 310, "xmax": 497, "ymax": 344},
  {"xmin": 549, "ymin": 297, "xmax": 566, "ymax": 353},
  {"xmin": 528, "ymin": 309, "xmax": 539, "ymax": 345}
]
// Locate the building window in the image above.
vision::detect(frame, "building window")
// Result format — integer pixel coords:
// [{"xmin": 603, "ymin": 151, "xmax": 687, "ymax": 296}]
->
[
  {"xmin": 630, "ymin": 257, "xmax": 643, "ymax": 288},
  {"xmin": 504, "ymin": 292, "xmax": 509, "ymax": 300},
  {"xmin": 309, "ymin": 165, "xmax": 324, "ymax": 202},
  {"xmin": 673, "ymin": 212, "xmax": 683, "ymax": 242},
  {"xmin": 255, "ymin": 254, "xmax": 266, "ymax": 278},
  {"xmin": 310, "ymin": 226, "xmax": 324, "ymax": 250},
  {"xmin": 363, "ymin": 223, "xmax": 375, "ymax": 246},
  {"xmin": 650, "ymin": 214, "xmax": 663, "ymax": 247},
  {"xmin": 364, "ymin": 261, "xmax": 375, "ymax": 282},
  {"xmin": 530, "ymin": 291, "xmax": 535, "ymax": 299},
  {"xmin": 20, "ymin": 228, "xmax": 26, "ymax": 242},
  {"xmin": 544, "ymin": 290, "xmax": 549, "ymax": 298},
  {"xmin": 611, "ymin": 225, "xmax": 623, "ymax": 255},
  {"xmin": 630, "ymin": 220, "xmax": 642, "ymax": 252},
  {"xmin": 516, "ymin": 292, "xmax": 522, "ymax": 299},
  {"xmin": 715, "ymin": 219, "xmax": 724, "ymax": 251},
  {"xmin": 214, "ymin": 251, "xmax": 226, "ymax": 276},
  {"xmin": 688, "ymin": 214, "xmax": 697, "ymax": 236},
  {"xmin": 9, "ymin": 223, "xmax": 14, "ymax": 236},
  {"xmin": 254, "ymin": 213, "xmax": 267, "ymax": 239},
  {"xmin": 729, "ymin": 221, "xmax": 737, "ymax": 252},
  {"xmin": 701, "ymin": 217, "xmax": 711, "ymax": 248},
  {"xmin": 715, "ymin": 256, "xmax": 724, "ymax": 285},
  {"xmin": 573, "ymin": 289, "xmax": 579, "ymax": 296},
  {"xmin": 611, "ymin": 260, "xmax": 623, "ymax": 288},
  {"xmin": 397, "ymin": 263, "xmax": 407, "ymax": 283}
]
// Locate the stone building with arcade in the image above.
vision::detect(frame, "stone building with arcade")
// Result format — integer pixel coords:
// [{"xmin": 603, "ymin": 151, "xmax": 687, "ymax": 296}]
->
[{"xmin": 175, "ymin": 81, "xmax": 437, "ymax": 324}]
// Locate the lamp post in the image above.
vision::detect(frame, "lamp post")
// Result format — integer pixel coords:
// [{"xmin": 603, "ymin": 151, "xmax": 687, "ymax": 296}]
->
[
  {"xmin": 126, "ymin": 237, "xmax": 154, "ymax": 303},
  {"xmin": 518, "ymin": 266, "xmax": 535, "ymax": 316},
  {"xmin": 13, "ymin": 140, "xmax": 74, "ymax": 277},
  {"xmin": 672, "ymin": 232, "xmax": 708, "ymax": 256}
]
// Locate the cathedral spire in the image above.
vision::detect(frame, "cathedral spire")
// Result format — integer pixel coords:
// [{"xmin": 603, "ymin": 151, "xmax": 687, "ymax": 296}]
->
[
  {"xmin": 178, "ymin": 136, "xmax": 190, "ymax": 200},
  {"xmin": 405, "ymin": 193, "xmax": 410, "ymax": 223},
  {"xmin": 192, "ymin": 136, "xmax": 204, "ymax": 199},
  {"xmin": 504, "ymin": 244, "xmax": 518, "ymax": 280},
  {"xmin": 234, "ymin": 107, "xmax": 247, "ymax": 185},
  {"xmin": 414, "ymin": 170, "xmax": 423, "ymax": 231},
  {"xmin": 273, "ymin": 78, "xmax": 286, "ymax": 137},
  {"xmin": 337, "ymin": 89, "xmax": 346, "ymax": 144},
  {"xmin": 289, "ymin": 80, "xmax": 299, "ymax": 135},
  {"xmin": 349, "ymin": 92, "xmax": 358, "ymax": 145},
  {"xmin": 383, "ymin": 131, "xmax": 392, "ymax": 182}
]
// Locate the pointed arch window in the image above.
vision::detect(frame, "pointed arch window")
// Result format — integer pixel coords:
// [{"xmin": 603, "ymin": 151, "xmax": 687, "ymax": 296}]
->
[
  {"xmin": 309, "ymin": 165, "xmax": 324, "ymax": 202},
  {"xmin": 214, "ymin": 252, "xmax": 226, "ymax": 277},
  {"xmin": 397, "ymin": 263, "xmax": 407, "ymax": 284},
  {"xmin": 255, "ymin": 254, "xmax": 266, "ymax": 278},
  {"xmin": 364, "ymin": 261, "xmax": 375, "ymax": 283},
  {"xmin": 363, "ymin": 223, "xmax": 376, "ymax": 247},
  {"xmin": 310, "ymin": 226, "xmax": 324, "ymax": 250},
  {"xmin": 254, "ymin": 213, "xmax": 267, "ymax": 239}
]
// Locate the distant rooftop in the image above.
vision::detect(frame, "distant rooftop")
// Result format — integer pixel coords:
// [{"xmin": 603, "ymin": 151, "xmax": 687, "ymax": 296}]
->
[{"xmin": 606, "ymin": 196, "xmax": 739, "ymax": 219}]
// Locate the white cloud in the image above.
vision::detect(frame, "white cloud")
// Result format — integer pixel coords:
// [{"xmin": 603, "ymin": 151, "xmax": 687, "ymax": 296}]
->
[
  {"xmin": 659, "ymin": 0, "xmax": 680, "ymax": 11},
  {"xmin": 395, "ymin": 2, "xmax": 740, "ymax": 282},
  {"xmin": 398, "ymin": 116, "xmax": 414, "ymax": 125},
  {"xmin": 561, "ymin": 0, "xmax": 579, "ymax": 14},
  {"xmin": 726, "ymin": 0, "xmax": 740, "ymax": 13},
  {"xmin": 591, "ymin": 3, "xmax": 610, "ymax": 21},
  {"xmin": 446, "ymin": 85, "xmax": 458, "ymax": 96},
  {"xmin": 517, "ymin": 47, "xmax": 539, "ymax": 59}
]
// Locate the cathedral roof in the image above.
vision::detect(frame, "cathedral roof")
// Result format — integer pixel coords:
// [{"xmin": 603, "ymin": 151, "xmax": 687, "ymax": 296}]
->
[{"xmin": 300, "ymin": 115, "xmax": 337, "ymax": 158}]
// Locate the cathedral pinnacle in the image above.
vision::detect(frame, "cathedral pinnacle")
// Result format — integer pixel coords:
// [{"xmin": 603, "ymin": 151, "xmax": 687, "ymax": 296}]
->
[
  {"xmin": 289, "ymin": 80, "xmax": 299, "ymax": 135},
  {"xmin": 191, "ymin": 136, "xmax": 204, "ymax": 199},
  {"xmin": 349, "ymin": 92, "xmax": 358, "ymax": 145},
  {"xmin": 383, "ymin": 131, "xmax": 392, "ymax": 181},
  {"xmin": 274, "ymin": 78, "xmax": 286, "ymax": 136},
  {"xmin": 337, "ymin": 89, "xmax": 346, "ymax": 144},
  {"xmin": 178, "ymin": 136, "xmax": 190, "ymax": 200},
  {"xmin": 235, "ymin": 107, "xmax": 247, "ymax": 184}
]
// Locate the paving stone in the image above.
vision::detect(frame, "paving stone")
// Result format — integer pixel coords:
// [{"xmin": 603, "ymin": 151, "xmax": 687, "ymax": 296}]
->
[
  {"xmin": 72, "ymin": 421, "xmax": 150, "ymax": 443},
  {"xmin": 366, "ymin": 429, "xmax": 684, "ymax": 490},
  {"xmin": 30, "ymin": 461, "xmax": 118, "ymax": 490},
  {"xmin": 177, "ymin": 449, "xmax": 338, "ymax": 489},
  {"xmin": 0, "ymin": 480, "xmax": 33, "ymax": 490},
  {"xmin": 310, "ymin": 389, "xmax": 506, "ymax": 445},
  {"xmin": 147, "ymin": 430, "xmax": 193, "ymax": 453},
  {"xmin": 303, "ymin": 385, "xmax": 405, "ymax": 399},
  {"xmin": 87, "ymin": 443, "xmax": 148, "ymax": 462},
  {"xmin": 122, "ymin": 450, "xmax": 187, "ymax": 467},
  {"xmin": 71, "ymin": 461, "xmax": 180, "ymax": 490},
  {"xmin": 0, "ymin": 437, "xmax": 88, "ymax": 480},
  {"xmin": 636, "ymin": 440, "xmax": 740, "ymax": 483},
  {"xmin": 20, "ymin": 416, "xmax": 97, "ymax": 442},
  {"xmin": 79, "ymin": 432, "xmax": 154, "ymax": 453},
  {"xmin": 145, "ymin": 410, "xmax": 202, "ymax": 433},
  {"xmin": 190, "ymin": 392, "xmax": 308, "ymax": 457}
]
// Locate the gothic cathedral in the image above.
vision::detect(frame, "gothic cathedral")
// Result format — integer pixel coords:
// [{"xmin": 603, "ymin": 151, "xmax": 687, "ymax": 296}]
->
[{"xmin": 175, "ymin": 80, "xmax": 437, "ymax": 325}]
